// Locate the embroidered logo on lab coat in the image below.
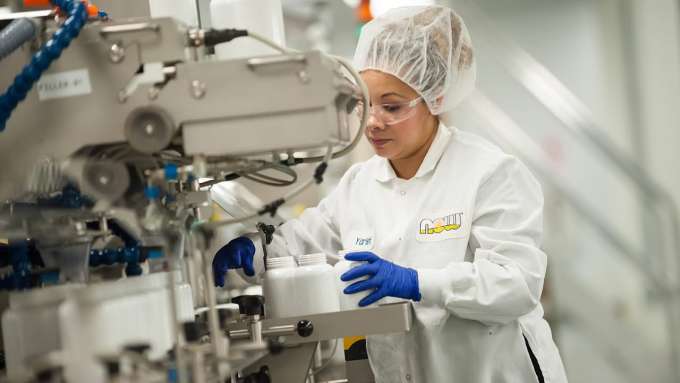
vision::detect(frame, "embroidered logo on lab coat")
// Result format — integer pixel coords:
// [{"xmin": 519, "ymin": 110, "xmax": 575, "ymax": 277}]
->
[{"xmin": 416, "ymin": 212, "xmax": 466, "ymax": 242}]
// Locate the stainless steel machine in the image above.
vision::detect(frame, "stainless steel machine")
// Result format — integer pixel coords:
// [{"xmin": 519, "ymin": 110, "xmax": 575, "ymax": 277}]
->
[{"xmin": 0, "ymin": 1, "xmax": 412, "ymax": 382}]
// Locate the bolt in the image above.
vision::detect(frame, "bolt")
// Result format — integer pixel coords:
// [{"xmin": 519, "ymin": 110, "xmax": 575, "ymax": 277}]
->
[
  {"xmin": 190, "ymin": 80, "xmax": 206, "ymax": 99},
  {"xmin": 75, "ymin": 221, "xmax": 87, "ymax": 235},
  {"xmin": 148, "ymin": 87, "xmax": 160, "ymax": 100},
  {"xmin": 298, "ymin": 70, "xmax": 310, "ymax": 84},
  {"xmin": 109, "ymin": 43, "xmax": 125, "ymax": 63},
  {"xmin": 187, "ymin": 28, "xmax": 204, "ymax": 47}
]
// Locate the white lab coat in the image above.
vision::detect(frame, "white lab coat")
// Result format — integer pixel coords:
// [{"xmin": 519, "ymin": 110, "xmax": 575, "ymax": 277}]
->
[{"xmin": 250, "ymin": 123, "xmax": 568, "ymax": 383}]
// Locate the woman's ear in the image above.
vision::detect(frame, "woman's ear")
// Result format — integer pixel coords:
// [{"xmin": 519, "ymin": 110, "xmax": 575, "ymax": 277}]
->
[{"xmin": 433, "ymin": 95, "xmax": 444, "ymax": 110}]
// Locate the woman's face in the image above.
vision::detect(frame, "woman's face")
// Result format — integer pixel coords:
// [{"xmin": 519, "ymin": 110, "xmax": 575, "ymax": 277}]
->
[{"xmin": 360, "ymin": 70, "xmax": 437, "ymax": 160}]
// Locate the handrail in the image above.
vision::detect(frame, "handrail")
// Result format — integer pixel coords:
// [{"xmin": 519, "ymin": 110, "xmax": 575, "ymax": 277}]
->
[
  {"xmin": 452, "ymin": 0, "xmax": 680, "ymax": 288},
  {"xmin": 453, "ymin": 2, "xmax": 680, "ymax": 378},
  {"xmin": 466, "ymin": 92, "xmax": 664, "ymax": 291},
  {"xmin": 466, "ymin": 91, "xmax": 679, "ymax": 381}
]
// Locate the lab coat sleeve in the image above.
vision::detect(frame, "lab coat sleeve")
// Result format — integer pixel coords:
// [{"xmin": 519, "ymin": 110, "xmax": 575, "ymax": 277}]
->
[
  {"xmin": 275, "ymin": 188, "xmax": 343, "ymax": 258},
  {"xmin": 417, "ymin": 157, "xmax": 547, "ymax": 325},
  {"xmin": 245, "ymin": 165, "xmax": 360, "ymax": 279}
]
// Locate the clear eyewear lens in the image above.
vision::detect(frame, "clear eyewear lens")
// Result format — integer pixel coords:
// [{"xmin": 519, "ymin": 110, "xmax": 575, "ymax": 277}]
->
[{"xmin": 355, "ymin": 97, "xmax": 422, "ymax": 125}]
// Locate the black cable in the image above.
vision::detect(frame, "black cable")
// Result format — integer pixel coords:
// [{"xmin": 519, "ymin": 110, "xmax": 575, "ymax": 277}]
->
[
  {"xmin": 241, "ymin": 166, "xmax": 297, "ymax": 187},
  {"xmin": 257, "ymin": 198, "xmax": 285, "ymax": 217},
  {"xmin": 203, "ymin": 28, "xmax": 248, "ymax": 46},
  {"xmin": 314, "ymin": 162, "xmax": 328, "ymax": 184},
  {"xmin": 254, "ymin": 160, "xmax": 328, "ymax": 217}
]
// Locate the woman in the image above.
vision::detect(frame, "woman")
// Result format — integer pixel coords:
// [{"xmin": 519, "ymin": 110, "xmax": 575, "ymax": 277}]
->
[{"xmin": 214, "ymin": 6, "xmax": 568, "ymax": 383}]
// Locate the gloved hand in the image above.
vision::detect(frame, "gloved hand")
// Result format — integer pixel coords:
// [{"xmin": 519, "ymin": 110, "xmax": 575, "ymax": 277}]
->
[
  {"xmin": 340, "ymin": 251, "xmax": 421, "ymax": 307},
  {"xmin": 213, "ymin": 236, "xmax": 256, "ymax": 287}
]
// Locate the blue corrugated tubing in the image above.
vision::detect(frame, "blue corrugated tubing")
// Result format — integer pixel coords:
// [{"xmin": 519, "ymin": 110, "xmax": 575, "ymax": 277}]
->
[
  {"xmin": 0, "ymin": 0, "xmax": 88, "ymax": 132},
  {"xmin": 89, "ymin": 246, "xmax": 141, "ymax": 267}
]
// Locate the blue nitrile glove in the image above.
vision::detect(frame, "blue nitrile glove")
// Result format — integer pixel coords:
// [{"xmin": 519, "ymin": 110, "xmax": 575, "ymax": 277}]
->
[
  {"xmin": 340, "ymin": 251, "xmax": 421, "ymax": 307},
  {"xmin": 213, "ymin": 236, "xmax": 256, "ymax": 287}
]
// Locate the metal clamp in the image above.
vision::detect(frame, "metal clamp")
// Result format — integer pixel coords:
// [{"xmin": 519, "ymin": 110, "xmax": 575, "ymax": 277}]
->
[{"xmin": 100, "ymin": 23, "xmax": 160, "ymax": 36}]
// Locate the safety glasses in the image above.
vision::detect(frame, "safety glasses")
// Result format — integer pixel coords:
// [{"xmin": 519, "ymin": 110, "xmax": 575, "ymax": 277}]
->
[{"xmin": 355, "ymin": 96, "xmax": 423, "ymax": 125}]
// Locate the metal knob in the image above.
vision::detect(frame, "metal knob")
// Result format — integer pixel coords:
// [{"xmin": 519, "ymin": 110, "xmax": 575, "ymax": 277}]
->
[{"xmin": 296, "ymin": 320, "xmax": 314, "ymax": 338}]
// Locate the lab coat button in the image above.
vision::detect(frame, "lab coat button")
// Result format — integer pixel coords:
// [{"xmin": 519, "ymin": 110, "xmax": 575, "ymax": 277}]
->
[
  {"xmin": 405, "ymin": 373, "xmax": 412, "ymax": 381},
  {"xmin": 400, "ymin": 191, "xmax": 406, "ymax": 196}
]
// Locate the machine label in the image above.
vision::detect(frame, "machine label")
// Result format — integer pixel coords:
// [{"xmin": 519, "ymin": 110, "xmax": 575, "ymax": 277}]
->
[{"xmin": 37, "ymin": 69, "xmax": 92, "ymax": 101}]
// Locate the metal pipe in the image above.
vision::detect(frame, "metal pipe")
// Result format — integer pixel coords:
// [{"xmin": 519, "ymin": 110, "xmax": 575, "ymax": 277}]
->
[
  {"xmin": 0, "ymin": 18, "xmax": 36, "ymax": 62},
  {"xmin": 248, "ymin": 315, "xmax": 263, "ymax": 344}
]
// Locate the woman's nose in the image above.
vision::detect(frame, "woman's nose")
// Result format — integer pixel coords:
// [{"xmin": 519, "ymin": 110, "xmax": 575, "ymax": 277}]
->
[{"xmin": 367, "ymin": 113, "xmax": 385, "ymax": 131}]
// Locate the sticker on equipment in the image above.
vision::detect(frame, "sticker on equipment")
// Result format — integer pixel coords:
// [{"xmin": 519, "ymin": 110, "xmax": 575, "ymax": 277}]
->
[{"xmin": 37, "ymin": 69, "xmax": 92, "ymax": 101}]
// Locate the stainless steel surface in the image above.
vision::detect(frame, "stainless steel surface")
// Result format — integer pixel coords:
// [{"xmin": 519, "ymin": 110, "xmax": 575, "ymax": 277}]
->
[
  {"xmin": 345, "ymin": 360, "xmax": 373, "ymax": 383},
  {"xmin": 247, "ymin": 53, "xmax": 308, "ymax": 68},
  {"xmin": 99, "ymin": 22, "xmax": 160, "ymax": 35},
  {"xmin": 244, "ymin": 343, "xmax": 317, "ymax": 383},
  {"xmin": 225, "ymin": 303, "xmax": 412, "ymax": 382},
  {"xmin": 0, "ymin": 9, "xmax": 52, "ymax": 21},
  {"xmin": 228, "ymin": 302, "xmax": 413, "ymax": 345},
  {"xmin": 262, "ymin": 324, "xmax": 297, "ymax": 337}
]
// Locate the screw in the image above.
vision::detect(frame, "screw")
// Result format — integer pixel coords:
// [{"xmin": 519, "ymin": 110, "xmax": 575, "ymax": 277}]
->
[
  {"xmin": 190, "ymin": 80, "xmax": 206, "ymax": 99},
  {"xmin": 145, "ymin": 123, "xmax": 155, "ymax": 135},
  {"xmin": 109, "ymin": 42, "xmax": 125, "ymax": 63},
  {"xmin": 187, "ymin": 28, "xmax": 204, "ymax": 47},
  {"xmin": 298, "ymin": 70, "xmax": 310, "ymax": 84},
  {"xmin": 148, "ymin": 87, "xmax": 160, "ymax": 100},
  {"xmin": 75, "ymin": 221, "xmax": 87, "ymax": 235}
]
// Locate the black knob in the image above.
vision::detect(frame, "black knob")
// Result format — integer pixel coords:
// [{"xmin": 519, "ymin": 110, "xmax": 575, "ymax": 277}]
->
[
  {"xmin": 296, "ymin": 320, "xmax": 314, "ymax": 337},
  {"xmin": 36, "ymin": 367, "xmax": 62, "ymax": 382},
  {"xmin": 267, "ymin": 339, "xmax": 284, "ymax": 355},
  {"xmin": 124, "ymin": 342, "xmax": 151, "ymax": 355},
  {"xmin": 241, "ymin": 366, "xmax": 270, "ymax": 383},
  {"xmin": 104, "ymin": 360, "xmax": 120, "ymax": 377},
  {"xmin": 231, "ymin": 295, "xmax": 265, "ymax": 316},
  {"xmin": 183, "ymin": 321, "xmax": 208, "ymax": 343}
]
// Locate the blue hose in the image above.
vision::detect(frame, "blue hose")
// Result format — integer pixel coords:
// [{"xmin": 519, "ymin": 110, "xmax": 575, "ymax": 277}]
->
[
  {"xmin": 89, "ymin": 246, "xmax": 141, "ymax": 267},
  {"xmin": 0, "ymin": 0, "xmax": 88, "ymax": 132}
]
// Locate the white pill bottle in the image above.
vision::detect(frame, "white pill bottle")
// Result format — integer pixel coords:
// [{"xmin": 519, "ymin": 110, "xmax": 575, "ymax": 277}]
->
[
  {"xmin": 294, "ymin": 253, "xmax": 340, "ymax": 315},
  {"xmin": 262, "ymin": 256, "xmax": 297, "ymax": 319},
  {"xmin": 333, "ymin": 252, "xmax": 371, "ymax": 310}
]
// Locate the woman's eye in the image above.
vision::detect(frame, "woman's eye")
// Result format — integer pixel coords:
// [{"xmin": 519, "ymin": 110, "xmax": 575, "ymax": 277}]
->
[{"xmin": 384, "ymin": 105, "xmax": 402, "ymax": 113}]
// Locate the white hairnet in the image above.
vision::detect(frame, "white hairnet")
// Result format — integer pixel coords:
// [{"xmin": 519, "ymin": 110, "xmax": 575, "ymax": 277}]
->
[{"xmin": 353, "ymin": 6, "xmax": 476, "ymax": 115}]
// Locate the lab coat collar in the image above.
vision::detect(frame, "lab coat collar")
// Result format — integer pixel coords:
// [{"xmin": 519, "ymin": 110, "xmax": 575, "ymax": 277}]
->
[{"xmin": 375, "ymin": 122, "xmax": 453, "ymax": 183}]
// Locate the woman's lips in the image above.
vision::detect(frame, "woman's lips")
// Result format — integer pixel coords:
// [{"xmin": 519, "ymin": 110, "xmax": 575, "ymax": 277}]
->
[{"xmin": 370, "ymin": 138, "xmax": 392, "ymax": 147}]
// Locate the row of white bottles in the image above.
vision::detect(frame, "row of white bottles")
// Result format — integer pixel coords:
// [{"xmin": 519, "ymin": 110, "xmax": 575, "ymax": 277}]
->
[{"xmin": 263, "ymin": 252, "xmax": 377, "ymax": 319}]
